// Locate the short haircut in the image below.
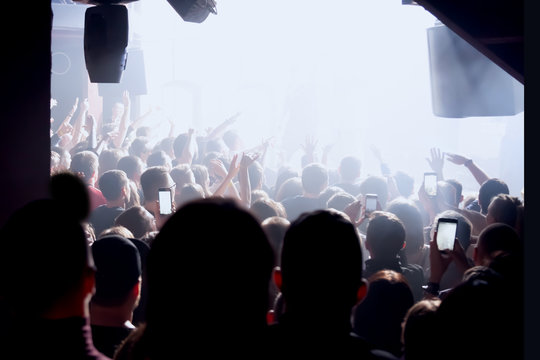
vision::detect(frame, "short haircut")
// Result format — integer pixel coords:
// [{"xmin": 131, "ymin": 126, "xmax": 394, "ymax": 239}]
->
[
  {"xmin": 99, "ymin": 148, "xmax": 125, "ymax": 175},
  {"xmin": 146, "ymin": 150, "xmax": 172, "ymax": 169},
  {"xmin": 359, "ymin": 176, "xmax": 389, "ymax": 209},
  {"xmin": 261, "ymin": 216, "xmax": 290, "ymax": 267},
  {"xmin": 366, "ymin": 211, "xmax": 406, "ymax": 258},
  {"xmin": 98, "ymin": 169, "xmax": 129, "ymax": 201},
  {"xmin": 250, "ymin": 198, "xmax": 286, "ymax": 223},
  {"xmin": 128, "ymin": 137, "xmax": 151, "ymax": 159},
  {"xmin": 487, "ymin": 193, "xmax": 521, "ymax": 228},
  {"xmin": 393, "ymin": 171, "xmax": 414, "ymax": 198},
  {"xmin": 170, "ymin": 164, "xmax": 196, "ymax": 189},
  {"xmin": 477, "ymin": 223, "xmax": 522, "ymax": 262},
  {"xmin": 117, "ymin": 155, "xmax": 145, "ymax": 181},
  {"xmin": 301, "ymin": 163, "xmax": 328, "ymax": 195},
  {"xmin": 327, "ymin": 192, "xmax": 356, "ymax": 212},
  {"xmin": 91, "ymin": 235, "xmax": 141, "ymax": 307},
  {"xmin": 386, "ymin": 198, "xmax": 425, "ymax": 251},
  {"xmin": 478, "ymin": 178, "xmax": 509, "ymax": 214},
  {"xmin": 140, "ymin": 166, "xmax": 173, "ymax": 203},
  {"xmin": 339, "ymin": 155, "xmax": 362, "ymax": 182},
  {"xmin": 280, "ymin": 209, "xmax": 363, "ymax": 307},
  {"xmin": 70, "ymin": 150, "xmax": 99, "ymax": 183},
  {"xmin": 445, "ymin": 178, "xmax": 463, "ymax": 206},
  {"xmin": 115, "ymin": 206, "xmax": 156, "ymax": 239}
]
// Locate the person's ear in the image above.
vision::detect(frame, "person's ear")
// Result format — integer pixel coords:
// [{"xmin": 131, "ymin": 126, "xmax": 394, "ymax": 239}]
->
[
  {"xmin": 356, "ymin": 278, "xmax": 368, "ymax": 302},
  {"xmin": 273, "ymin": 267, "xmax": 282, "ymax": 290},
  {"xmin": 402, "ymin": 241, "xmax": 406, "ymax": 250}
]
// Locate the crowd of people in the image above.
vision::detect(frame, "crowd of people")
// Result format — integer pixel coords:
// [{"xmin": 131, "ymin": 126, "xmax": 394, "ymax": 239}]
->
[{"xmin": 0, "ymin": 93, "xmax": 525, "ymax": 359}]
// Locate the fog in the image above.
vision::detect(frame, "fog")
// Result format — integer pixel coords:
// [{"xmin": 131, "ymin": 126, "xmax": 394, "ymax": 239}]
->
[{"xmin": 53, "ymin": 0, "xmax": 525, "ymax": 198}]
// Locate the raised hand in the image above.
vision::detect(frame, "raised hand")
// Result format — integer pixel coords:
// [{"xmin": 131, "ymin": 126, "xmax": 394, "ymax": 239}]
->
[
  {"xmin": 426, "ymin": 147, "xmax": 444, "ymax": 179},
  {"xmin": 446, "ymin": 152, "xmax": 469, "ymax": 166}
]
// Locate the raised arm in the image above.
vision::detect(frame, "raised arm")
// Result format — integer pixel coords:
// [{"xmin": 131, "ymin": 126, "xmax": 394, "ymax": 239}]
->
[
  {"xmin": 426, "ymin": 147, "xmax": 445, "ymax": 180},
  {"xmin": 211, "ymin": 154, "xmax": 241, "ymax": 199},
  {"xmin": 237, "ymin": 153, "xmax": 260, "ymax": 207},
  {"xmin": 446, "ymin": 153, "xmax": 489, "ymax": 186},
  {"xmin": 112, "ymin": 90, "xmax": 131, "ymax": 149}
]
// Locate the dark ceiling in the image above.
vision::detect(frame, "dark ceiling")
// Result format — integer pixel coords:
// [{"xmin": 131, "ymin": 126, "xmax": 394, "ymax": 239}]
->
[{"xmin": 413, "ymin": 0, "xmax": 523, "ymax": 84}]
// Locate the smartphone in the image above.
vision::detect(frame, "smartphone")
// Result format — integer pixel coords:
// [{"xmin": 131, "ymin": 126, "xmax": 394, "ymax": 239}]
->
[
  {"xmin": 424, "ymin": 172, "xmax": 438, "ymax": 197},
  {"xmin": 158, "ymin": 188, "xmax": 173, "ymax": 215},
  {"xmin": 365, "ymin": 194, "xmax": 378, "ymax": 214},
  {"xmin": 436, "ymin": 217, "xmax": 458, "ymax": 252}
]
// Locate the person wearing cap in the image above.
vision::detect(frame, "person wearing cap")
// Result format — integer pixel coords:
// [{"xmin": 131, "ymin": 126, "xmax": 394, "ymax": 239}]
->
[{"xmin": 89, "ymin": 235, "xmax": 142, "ymax": 358}]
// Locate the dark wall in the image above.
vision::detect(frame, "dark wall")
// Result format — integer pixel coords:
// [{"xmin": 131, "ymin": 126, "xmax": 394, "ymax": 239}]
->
[{"xmin": 0, "ymin": 4, "xmax": 52, "ymax": 226}]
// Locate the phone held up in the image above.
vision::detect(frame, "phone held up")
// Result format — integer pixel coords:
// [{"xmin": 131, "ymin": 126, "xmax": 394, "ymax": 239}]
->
[
  {"xmin": 365, "ymin": 193, "xmax": 378, "ymax": 215},
  {"xmin": 436, "ymin": 217, "xmax": 458, "ymax": 253},
  {"xmin": 158, "ymin": 187, "xmax": 173, "ymax": 216},
  {"xmin": 424, "ymin": 172, "xmax": 438, "ymax": 198}
]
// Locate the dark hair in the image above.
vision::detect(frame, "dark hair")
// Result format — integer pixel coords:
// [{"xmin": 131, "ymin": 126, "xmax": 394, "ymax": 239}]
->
[
  {"xmin": 339, "ymin": 155, "xmax": 362, "ymax": 182},
  {"xmin": 301, "ymin": 163, "xmax": 328, "ymax": 195},
  {"xmin": 359, "ymin": 175, "xmax": 389, "ymax": 209},
  {"xmin": 366, "ymin": 211, "xmax": 406, "ymax": 258},
  {"xmin": 140, "ymin": 166, "xmax": 173, "ymax": 203},
  {"xmin": 115, "ymin": 206, "xmax": 156, "ymax": 239},
  {"xmin": 280, "ymin": 209, "xmax": 363, "ymax": 309},
  {"xmin": 70, "ymin": 150, "xmax": 99, "ymax": 183},
  {"xmin": 393, "ymin": 171, "xmax": 414, "ymax": 198},
  {"xmin": 117, "ymin": 155, "xmax": 145, "ymax": 181},
  {"xmin": 478, "ymin": 178, "xmax": 509, "ymax": 215},
  {"xmin": 98, "ymin": 169, "xmax": 129, "ymax": 201}
]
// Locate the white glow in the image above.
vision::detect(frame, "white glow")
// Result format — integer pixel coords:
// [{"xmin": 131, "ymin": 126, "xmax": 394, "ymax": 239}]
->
[{"xmin": 68, "ymin": 1, "xmax": 526, "ymax": 197}]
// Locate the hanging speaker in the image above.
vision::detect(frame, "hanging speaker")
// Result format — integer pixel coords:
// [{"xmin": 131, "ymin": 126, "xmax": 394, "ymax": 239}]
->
[
  {"xmin": 427, "ymin": 24, "xmax": 523, "ymax": 118},
  {"xmin": 167, "ymin": 0, "xmax": 217, "ymax": 23},
  {"xmin": 84, "ymin": 4, "xmax": 128, "ymax": 83}
]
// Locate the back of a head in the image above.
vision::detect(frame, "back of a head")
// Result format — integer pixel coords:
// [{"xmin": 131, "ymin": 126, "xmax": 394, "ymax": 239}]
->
[
  {"xmin": 402, "ymin": 298, "xmax": 441, "ymax": 360},
  {"xmin": 146, "ymin": 150, "xmax": 172, "ymax": 170},
  {"xmin": 339, "ymin": 155, "xmax": 362, "ymax": 183},
  {"xmin": 98, "ymin": 148, "xmax": 125, "ymax": 175},
  {"xmin": 91, "ymin": 235, "xmax": 141, "ymax": 307},
  {"xmin": 175, "ymin": 183, "xmax": 205, "ymax": 208},
  {"xmin": 70, "ymin": 150, "xmax": 99, "ymax": 183},
  {"xmin": 366, "ymin": 211, "xmax": 406, "ymax": 259},
  {"xmin": 128, "ymin": 137, "xmax": 151, "ymax": 160},
  {"xmin": 275, "ymin": 176, "xmax": 303, "ymax": 202},
  {"xmin": 0, "ymin": 199, "xmax": 91, "ymax": 317},
  {"xmin": 359, "ymin": 176, "xmax": 389, "ymax": 209},
  {"xmin": 140, "ymin": 166, "xmax": 174, "ymax": 203},
  {"xmin": 301, "ymin": 163, "xmax": 329, "ymax": 195},
  {"xmin": 326, "ymin": 192, "xmax": 356, "ymax": 212},
  {"xmin": 172, "ymin": 132, "xmax": 191, "ymax": 159},
  {"xmin": 353, "ymin": 270, "xmax": 414, "ymax": 357},
  {"xmin": 115, "ymin": 206, "xmax": 156, "ymax": 239},
  {"xmin": 486, "ymin": 193, "xmax": 521, "ymax": 228},
  {"xmin": 250, "ymin": 198, "xmax": 286, "ymax": 223},
  {"xmin": 445, "ymin": 178, "xmax": 463, "ymax": 206},
  {"xmin": 386, "ymin": 198, "xmax": 425, "ymax": 252},
  {"xmin": 436, "ymin": 180, "xmax": 457, "ymax": 209},
  {"xmin": 49, "ymin": 171, "xmax": 91, "ymax": 222},
  {"xmin": 476, "ymin": 223, "xmax": 522, "ymax": 266},
  {"xmin": 280, "ymin": 209, "xmax": 363, "ymax": 313},
  {"xmin": 98, "ymin": 169, "xmax": 129, "ymax": 202},
  {"xmin": 170, "ymin": 164, "xmax": 195, "ymax": 189},
  {"xmin": 145, "ymin": 198, "xmax": 274, "ymax": 340},
  {"xmin": 478, "ymin": 178, "xmax": 509, "ymax": 215},
  {"xmin": 117, "ymin": 155, "xmax": 145, "ymax": 181},
  {"xmin": 393, "ymin": 171, "xmax": 414, "ymax": 198},
  {"xmin": 436, "ymin": 267, "xmax": 520, "ymax": 360},
  {"xmin": 274, "ymin": 166, "xmax": 298, "ymax": 196}
]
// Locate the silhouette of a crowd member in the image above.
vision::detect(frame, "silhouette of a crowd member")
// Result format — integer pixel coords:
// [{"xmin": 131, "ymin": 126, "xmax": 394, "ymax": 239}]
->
[
  {"xmin": 363, "ymin": 211, "xmax": 425, "ymax": 303},
  {"xmin": 280, "ymin": 163, "xmax": 329, "ymax": 222},
  {"xmin": 352, "ymin": 270, "xmax": 414, "ymax": 358},
  {"xmin": 114, "ymin": 198, "xmax": 274, "ymax": 359},
  {"xmin": 90, "ymin": 235, "xmax": 142, "ymax": 358},
  {"xmin": 0, "ymin": 199, "xmax": 110, "ymax": 359},
  {"xmin": 268, "ymin": 209, "xmax": 398, "ymax": 359}
]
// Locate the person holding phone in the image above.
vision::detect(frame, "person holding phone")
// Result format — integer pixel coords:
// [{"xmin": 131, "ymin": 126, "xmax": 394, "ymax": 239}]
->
[{"xmin": 139, "ymin": 166, "xmax": 176, "ymax": 229}]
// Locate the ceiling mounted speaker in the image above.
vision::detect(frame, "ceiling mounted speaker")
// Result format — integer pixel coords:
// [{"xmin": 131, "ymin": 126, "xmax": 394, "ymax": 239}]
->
[
  {"xmin": 84, "ymin": 4, "xmax": 129, "ymax": 83},
  {"xmin": 167, "ymin": 0, "xmax": 217, "ymax": 23}
]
